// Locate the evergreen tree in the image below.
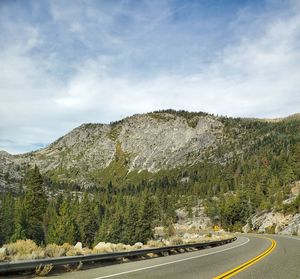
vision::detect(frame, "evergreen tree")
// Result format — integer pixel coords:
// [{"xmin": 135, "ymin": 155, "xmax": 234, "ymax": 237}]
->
[
  {"xmin": 47, "ymin": 196, "xmax": 78, "ymax": 244},
  {"xmin": 0, "ymin": 192, "xmax": 15, "ymax": 244},
  {"xmin": 77, "ymin": 193, "xmax": 98, "ymax": 247},
  {"xmin": 123, "ymin": 200, "xmax": 139, "ymax": 244},
  {"xmin": 23, "ymin": 165, "xmax": 48, "ymax": 244},
  {"xmin": 95, "ymin": 214, "xmax": 109, "ymax": 243},
  {"xmin": 108, "ymin": 212, "xmax": 124, "ymax": 243},
  {"xmin": 136, "ymin": 192, "xmax": 155, "ymax": 244},
  {"xmin": 43, "ymin": 200, "xmax": 58, "ymax": 244},
  {"xmin": 11, "ymin": 197, "xmax": 26, "ymax": 242}
]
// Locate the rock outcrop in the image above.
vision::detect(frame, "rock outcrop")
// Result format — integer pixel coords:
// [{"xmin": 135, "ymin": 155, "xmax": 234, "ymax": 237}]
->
[
  {"xmin": 175, "ymin": 205, "xmax": 212, "ymax": 231},
  {"xmin": 280, "ymin": 214, "xmax": 300, "ymax": 235},
  {"xmin": 0, "ymin": 111, "xmax": 223, "ymax": 189},
  {"xmin": 242, "ymin": 211, "xmax": 292, "ymax": 233},
  {"xmin": 243, "ymin": 182, "xmax": 300, "ymax": 235}
]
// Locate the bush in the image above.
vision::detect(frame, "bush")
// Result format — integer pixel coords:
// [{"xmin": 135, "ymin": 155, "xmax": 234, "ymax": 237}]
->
[
  {"xmin": 61, "ymin": 243, "xmax": 73, "ymax": 252},
  {"xmin": 45, "ymin": 244, "xmax": 66, "ymax": 257},
  {"xmin": 35, "ymin": 264, "xmax": 53, "ymax": 276},
  {"xmin": 147, "ymin": 240, "xmax": 164, "ymax": 248},
  {"xmin": 0, "ymin": 253, "xmax": 6, "ymax": 262},
  {"xmin": 66, "ymin": 248, "xmax": 83, "ymax": 257},
  {"xmin": 170, "ymin": 237, "xmax": 183, "ymax": 245},
  {"xmin": 265, "ymin": 225, "xmax": 276, "ymax": 234},
  {"xmin": 81, "ymin": 248, "xmax": 92, "ymax": 255},
  {"xmin": 31, "ymin": 247, "xmax": 45, "ymax": 260},
  {"xmin": 4, "ymin": 239, "xmax": 38, "ymax": 259}
]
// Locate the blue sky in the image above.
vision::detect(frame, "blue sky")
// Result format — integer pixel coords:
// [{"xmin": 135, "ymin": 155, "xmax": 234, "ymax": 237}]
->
[{"xmin": 0, "ymin": 0, "xmax": 300, "ymax": 154}]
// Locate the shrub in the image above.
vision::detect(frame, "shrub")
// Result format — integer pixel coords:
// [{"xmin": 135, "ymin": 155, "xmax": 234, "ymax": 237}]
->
[
  {"xmin": 81, "ymin": 248, "xmax": 92, "ymax": 255},
  {"xmin": 265, "ymin": 225, "xmax": 276, "ymax": 234},
  {"xmin": 66, "ymin": 248, "xmax": 83, "ymax": 257},
  {"xmin": 115, "ymin": 243, "xmax": 127, "ymax": 251},
  {"xmin": 45, "ymin": 244, "xmax": 66, "ymax": 257},
  {"xmin": 170, "ymin": 237, "xmax": 183, "ymax": 245},
  {"xmin": 0, "ymin": 253, "xmax": 6, "ymax": 262},
  {"xmin": 61, "ymin": 243, "xmax": 73, "ymax": 253},
  {"xmin": 4, "ymin": 239, "xmax": 38, "ymax": 259},
  {"xmin": 31, "ymin": 247, "xmax": 45, "ymax": 260},
  {"xmin": 147, "ymin": 240, "xmax": 164, "ymax": 248},
  {"xmin": 35, "ymin": 264, "xmax": 53, "ymax": 276}
]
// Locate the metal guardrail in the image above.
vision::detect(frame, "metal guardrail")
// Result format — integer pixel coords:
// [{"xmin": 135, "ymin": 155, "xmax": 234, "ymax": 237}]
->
[{"xmin": 0, "ymin": 237, "xmax": 236, "ymax": 274}]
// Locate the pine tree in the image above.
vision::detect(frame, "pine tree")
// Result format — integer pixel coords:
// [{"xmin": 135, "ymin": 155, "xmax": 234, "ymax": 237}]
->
[
  {"xmin": 136, "ymin": 192, "xmax": 155, "ymax": 244},
  {"xmin": 11, "ymin": 197, "xmax": 26, "ymax": 242},
  {"xmin": 123, "ymin": 200, "xmax": 139, "ymax": 244},
  {"xmin": 289, "ymin": 142, "xmax": 300, "ymax": 179},
  {"xmin": 108, "ymin": 212, "xmax": 124, "ymax": 243},
  {"xmin": 0, "ymin": 192, "xmax": 15, "ymax": 244},
  {"xmin": 23, "ymin": 165, "xmax": 48, "ymax": 244},
  {"xmin": 43, "ymin": 200, "xmax": 58, "ymax": 244},
  {"xmin": 47, "ymin": 196, "xmax": 78, "ymax": 245},
  {"xmin": 95, "ymin": 215, "xmax": 109, "ymax": 243},
  {"xmin": 77, "ymin": 193, "xmax": 98, "ymax": 247}
]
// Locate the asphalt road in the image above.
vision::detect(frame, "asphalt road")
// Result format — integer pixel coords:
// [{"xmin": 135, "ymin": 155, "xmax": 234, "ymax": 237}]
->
[{"xmin": 48, "ymin": 234, "xmax": 300, "ymax": 279}]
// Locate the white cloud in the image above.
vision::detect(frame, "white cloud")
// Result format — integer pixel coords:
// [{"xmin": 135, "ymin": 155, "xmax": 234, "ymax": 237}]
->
[{"xmin": 0, "ymin": 0, "xmax": 300, "ymax": 153}]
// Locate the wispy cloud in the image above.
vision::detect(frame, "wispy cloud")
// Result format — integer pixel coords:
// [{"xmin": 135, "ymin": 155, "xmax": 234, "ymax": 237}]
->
[{"xmin": 0, "ymin": 0, "xmax": 299, "ymax": 153}]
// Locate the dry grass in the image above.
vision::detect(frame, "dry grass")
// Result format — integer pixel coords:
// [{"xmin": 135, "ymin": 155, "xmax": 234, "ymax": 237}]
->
[
  {"xmin": 60, "ymin": 243, "xmax": 85, "ymax": 256},
  {"xmin": 169, "ymin": 237, "xmax": 183, "ymax": 245},
  {"xmin": 45, "ymin": 244, "xmax": 66, "ymax": 257},
  {"xmin": 66, "ymin": 248, "xmax": 82, "ymax": 257},
  {"xmin": 0, "ymin": 234, "xmax": 235, "ymax": 263},
  {"xmin": 81, "ymin": 248, "xmax": 92, "ymax": 255},
  {"xmin": 35, "ymin": 264, "xmax": 53, "ymax": 276},
  {"xmin": 4, "ymin": 239, "xmax": 38, "ymax": 256},
  {"xmin": 76, "ymin": 261, "xmax": 83, "ymax": 270},
  {"xmin": 0, "ymin": 253, "xmax": 6, "ymax": 261},
  {"xmin": 3, "ymin": 239, "xmax": 46, "ymax": 261},
  {"xmin": 146, "ymin": 240, "xmax": 164, "ymax": 248},
  {"xmin": 2, "ymin": 240, "xmax": 88, "ymax": 261},
  {"xmin": 115, "ymin": 243, "xmax": 127, "ymax": 251},
  {"xmin": 61, "ymin": 243, "xmax": 73, "ymax": 252},
  {"xmin": 29, "ymin": 247, "xmax": 45, "ymax": 260}
]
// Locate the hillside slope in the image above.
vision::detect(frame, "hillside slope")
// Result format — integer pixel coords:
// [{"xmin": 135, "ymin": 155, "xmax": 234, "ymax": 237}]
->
[{"xmin": 1, "ymin": 110, "xmax": 300, "ymax": 191}]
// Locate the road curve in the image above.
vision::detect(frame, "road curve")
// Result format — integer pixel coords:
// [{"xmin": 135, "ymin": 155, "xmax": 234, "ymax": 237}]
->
[{"xmin": 50, "ymin": 235, "xmax": 300, "ymax": 279}]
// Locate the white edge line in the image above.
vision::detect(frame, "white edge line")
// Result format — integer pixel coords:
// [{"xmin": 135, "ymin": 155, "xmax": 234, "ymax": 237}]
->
[
  {"xmin": 241, "ymin": 233, "xmax": 300, "ymax": 241},
  {"xmin": 93, "ymin": 237, "xmax": 250, "ymax": 279},
  {"xmin": 269, "ymin": 234, "xmax": 300, "ymax": 241}
]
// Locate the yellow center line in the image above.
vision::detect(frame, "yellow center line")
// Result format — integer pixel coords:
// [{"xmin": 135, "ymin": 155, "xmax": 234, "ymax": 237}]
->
[{"xmin": 213, "ymin": 236, "xmax": 277, "ymax": 279}]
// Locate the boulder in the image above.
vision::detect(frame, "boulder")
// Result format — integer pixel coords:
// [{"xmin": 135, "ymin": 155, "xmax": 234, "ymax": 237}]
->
[
  {"xmin": 134, "ymin": 242, "xmax": 143, "ymax": 249},
  {"xmin": 93, "ymin": 242, "xmax": 114, "ymax": 253},
  {"xmin": 94, "ymin": 242, "xmax": 106, "ymax": 250},
  {"xmin": 74, "ymin": 242, "xmax": 82, "ymax": 250}
]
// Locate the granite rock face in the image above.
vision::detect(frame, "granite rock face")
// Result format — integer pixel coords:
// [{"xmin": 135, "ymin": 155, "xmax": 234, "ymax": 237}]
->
[
  {"xmin": 0, "ymin": 151, "xmax": 23, "ymax": 192},
  {"xmin": 242, "ymin": 211, "xmax": 292, "ymax": 234},
  {"xmin": 0, "ymin": 112, "xmax": 223, "ymax": 188},
  {"xmin": 242, "ymin": 183, "xmax": 300, "ymax": 236}
]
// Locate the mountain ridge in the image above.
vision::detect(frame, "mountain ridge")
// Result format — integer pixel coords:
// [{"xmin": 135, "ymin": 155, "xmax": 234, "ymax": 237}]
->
[{"xmin": 1, "ymin": 109, "xmax": 300, "ymax": 191}]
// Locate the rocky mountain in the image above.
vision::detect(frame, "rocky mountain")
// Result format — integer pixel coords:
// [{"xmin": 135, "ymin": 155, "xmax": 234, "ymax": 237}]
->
[
  {"xmin": 0, "ymin": 109, "xmax": 299, "ymax": 192},
  {"xmin": 0, "ymin": 111, "xmax": 225, "ymax": 189}
]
